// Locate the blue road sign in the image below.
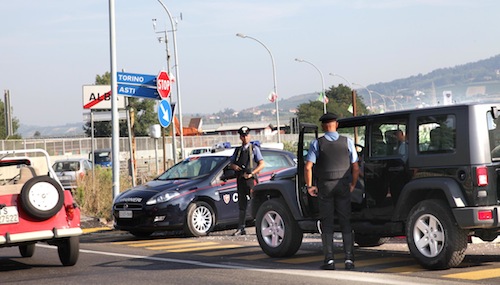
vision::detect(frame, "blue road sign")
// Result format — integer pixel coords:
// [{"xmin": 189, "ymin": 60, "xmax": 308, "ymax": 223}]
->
[
  {"xmin": 117, "ymin": 72, "xmax": 157, "ymax": 86},
  {"xmin": 117, "ymin": 84, "xmax": 159, "ymax": 100},
  {"xmin": 158, "ymin": 99, "xmax": 172, "ymax": 128}
]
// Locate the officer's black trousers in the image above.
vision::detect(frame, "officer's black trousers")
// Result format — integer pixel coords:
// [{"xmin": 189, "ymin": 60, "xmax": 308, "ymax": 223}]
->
[
  {"xmin": 318, "ymin": 179, "xmax": 354, "ymax": 261},
  {"xmin": 236, "ymin": 175, "xmax": 254, "ymax": 229}
]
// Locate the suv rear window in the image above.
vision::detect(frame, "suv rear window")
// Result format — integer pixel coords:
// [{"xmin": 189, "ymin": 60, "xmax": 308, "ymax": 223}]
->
[
  {"xmin": 417, "ymin": 114, "xmax": 456, "ymax": 154},
  {"xmin": 488, "ymin": 110, "xmax": 500, "ymax": 161}
]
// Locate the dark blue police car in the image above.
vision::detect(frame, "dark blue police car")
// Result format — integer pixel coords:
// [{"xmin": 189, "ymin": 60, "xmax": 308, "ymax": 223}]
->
[{"xmin": 112, "ymin": 147, "xmax": 295, "ymax": 237}]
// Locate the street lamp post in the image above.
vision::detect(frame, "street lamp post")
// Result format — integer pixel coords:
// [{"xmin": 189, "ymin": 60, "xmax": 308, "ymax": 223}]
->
[
  {"xmin": 352, "ymin": 82, "xmax": 374, "ymax": 112},
  {"xmin": 152, "ymin": 19, "xmax": 177, "ymax": 166},
  {"xmin": 157, "ymin": 0, "xmax": 185, "ymax": 159},
  {"xmin": 108, "ymin": 0, "xmax": 120, "ymax": 198},
  {"xmin": 236, "ymin": 33, "xmax": 280, "ymax": 143},
  {"xmin": 329, "ymin": 73, "xmax": 352, "ymax": 88},
  {"xmin": 329, "ymin": 73, "xmax": 357, "ymax": 117},
  {"xmin": 295, "ymin": 58, "xmax": 326, "ymax": 114},
  {"xmin": 371, "ymin": 90, "xmax": 400, "ymax": 110}
]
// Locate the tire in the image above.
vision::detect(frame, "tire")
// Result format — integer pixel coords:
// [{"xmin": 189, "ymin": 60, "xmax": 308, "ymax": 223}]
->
[
  {"xmin": 255, "ymin": 199, "xmax": 303, "ymax": 257},
  {"xmin": 20, "ymin": 176, "xmax": 64, "ymax": 220},
  {"xmin": 57, "ymin": 236, "xmax": 79, "ymax": 266},
  {"xmin": 406, "ymin": 199, "xmax": 468, "ymax": 269},
  {"xmin": 355, "ymin": 235, "xmax": 390, "ymax": 247},
  {"xmin": 185, "ymin": 201, "xmax": 215, "ymax": 236},
  {"xmin": 19, "ymin": 243, "xmax": 36, "ymax": 257},
  {"xmin": 129, "ymin": 231, "xmax": 154, "ymax": 238}
]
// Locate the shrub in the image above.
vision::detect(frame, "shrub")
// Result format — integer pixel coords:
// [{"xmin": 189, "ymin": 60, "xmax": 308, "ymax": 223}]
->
[{"xmin": 74, "ymin": 167, "xmax": 133, "ymax": 221}]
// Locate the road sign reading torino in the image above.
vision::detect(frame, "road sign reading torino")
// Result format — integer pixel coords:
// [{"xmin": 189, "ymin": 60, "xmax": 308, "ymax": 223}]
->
[{"xmin": 156, "ymin": 71, "xmax": 171, "ymax": 99}]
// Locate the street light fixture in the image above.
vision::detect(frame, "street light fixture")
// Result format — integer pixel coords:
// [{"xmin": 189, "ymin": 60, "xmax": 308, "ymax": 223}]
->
[
  {"xmin": 236, "ymin": 33, "xmax": 280, "ymax": 143},
  {"xmin": 368, "ymin": 90, "xmax": 402, "ymax": 111},
  {"xmin": 157, "ymin": 0, "xmax": 185, "ymax": 159},
  {"xmin": 329, "ymin": 73, "xmax": 352, "ymax": 88},
  {"xmin": 352, "ymin": 82, "xmax": 374, "ymax": 112},
  {"xmin": 295, "ymin": 58, "xmax": 326, "ymax": 114}
]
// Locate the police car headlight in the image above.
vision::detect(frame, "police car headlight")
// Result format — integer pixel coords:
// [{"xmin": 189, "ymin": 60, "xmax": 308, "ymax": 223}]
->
[{"xmin": 146, "ymin": 192, "xmax": 180, "ymax": 205}]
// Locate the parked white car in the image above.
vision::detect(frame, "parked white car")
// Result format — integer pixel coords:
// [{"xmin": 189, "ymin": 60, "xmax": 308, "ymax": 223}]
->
[{"xmin": 52, "ymin": 158, "xmax": 92, "ymax": 191}]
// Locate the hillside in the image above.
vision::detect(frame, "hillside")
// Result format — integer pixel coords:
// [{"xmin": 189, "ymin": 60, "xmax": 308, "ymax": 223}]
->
[{"xmin": 17, "ymin": 54, "xmax": 500, "ymax": 138}]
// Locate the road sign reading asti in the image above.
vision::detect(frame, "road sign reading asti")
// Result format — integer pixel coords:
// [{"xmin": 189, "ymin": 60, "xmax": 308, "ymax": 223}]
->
[
  {"xmin": 157, "ymin": 71, "xmax": 171, "ymax": 99},
  {"xmin": 117, "ymin": 71, "xmax": 160, "ymax": 100}
]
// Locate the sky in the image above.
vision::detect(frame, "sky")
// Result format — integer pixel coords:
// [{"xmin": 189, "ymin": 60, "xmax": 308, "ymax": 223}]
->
[{"xmin": 1, "ymin": 0, "xmax": 500, "ymax": 126}]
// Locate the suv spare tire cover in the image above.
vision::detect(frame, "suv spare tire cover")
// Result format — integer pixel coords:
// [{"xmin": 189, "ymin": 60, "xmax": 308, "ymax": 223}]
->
[{"xmin": 20, "ymin": 176, "xmax": 64, "ymax": 220}]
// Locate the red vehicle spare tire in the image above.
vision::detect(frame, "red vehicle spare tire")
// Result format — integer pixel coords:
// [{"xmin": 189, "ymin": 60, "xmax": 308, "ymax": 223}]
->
[{"xmin": 20, "ymin": 176, "xmax": 64, "ymax": 220}]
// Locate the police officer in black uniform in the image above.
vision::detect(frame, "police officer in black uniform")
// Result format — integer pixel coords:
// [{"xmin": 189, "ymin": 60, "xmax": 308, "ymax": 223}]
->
[
  {"xmin": 304, "ymin": 113, "xmax": 359, "ymax": 270},
  {"xmin": 229, "ymin": 126, "xmax": 265, "ymax": 236}
]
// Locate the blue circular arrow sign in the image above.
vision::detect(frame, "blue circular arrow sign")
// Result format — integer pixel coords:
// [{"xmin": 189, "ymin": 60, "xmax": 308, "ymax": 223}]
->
[{"xmin": 157, "ymin": 99, "xmax": 172, "ymax": 128}]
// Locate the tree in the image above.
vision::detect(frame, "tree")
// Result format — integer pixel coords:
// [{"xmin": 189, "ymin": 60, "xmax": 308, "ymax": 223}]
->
[
  {"xmin": 83, "ymin": 72, "xmax": 158, "ymax": 137},
  {"xmin": 297, "ymin": 84, "xmax": 367, "ymax": 128},
  {"xmin": 0, "ymin": 98, "xmax": 21, "ymax": 139}
]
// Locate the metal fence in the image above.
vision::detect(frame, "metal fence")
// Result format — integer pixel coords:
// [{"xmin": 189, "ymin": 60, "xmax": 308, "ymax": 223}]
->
[{"xmin": 0, "ymin": 134, "xmax": 298, "ymax": 174}]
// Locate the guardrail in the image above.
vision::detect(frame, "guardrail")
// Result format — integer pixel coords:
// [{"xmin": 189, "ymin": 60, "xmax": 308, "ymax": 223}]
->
[{"xmin": 0, "ymin": 134, "xmax": 299, "ymax": 175}]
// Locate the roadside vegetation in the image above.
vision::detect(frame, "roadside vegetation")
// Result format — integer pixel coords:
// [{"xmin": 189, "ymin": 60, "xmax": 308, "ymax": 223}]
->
[{"xmin": 73, "ymin": 167, "xmax": 155, "ymax": 222}]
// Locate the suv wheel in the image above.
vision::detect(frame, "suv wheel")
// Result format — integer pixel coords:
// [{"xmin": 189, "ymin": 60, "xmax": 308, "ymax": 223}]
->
[
  {"xmin": 185, "ymin": 201, "xmax": 215, "ymax": 236},
  {"xmin": 20, "ymin": 176, "xmax": 64, "ymax": 220},
  {"xmin": 256, "ymin": 199, "xmax": 303, "ymax": 257},
  {"xmin": 406, "ymin": 199, "xmax": 467, "ymax": 269}
]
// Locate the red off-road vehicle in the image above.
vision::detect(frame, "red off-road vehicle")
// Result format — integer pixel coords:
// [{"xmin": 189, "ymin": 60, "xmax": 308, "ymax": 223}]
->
[{"xmin": 0, "ymin": 149, "xmax": 82, "ymax": 266}]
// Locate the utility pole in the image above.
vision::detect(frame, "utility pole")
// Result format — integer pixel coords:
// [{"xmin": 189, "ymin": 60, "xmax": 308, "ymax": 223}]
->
[{"xmin": 4, "ymin": 90, "xmax": 13, "ymax": 138}]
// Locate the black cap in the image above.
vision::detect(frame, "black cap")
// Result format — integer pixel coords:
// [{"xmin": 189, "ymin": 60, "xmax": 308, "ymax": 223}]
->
[
  {"xmin": 319, "ymin": 112, "xmax": 338, "ymax": 123},
  {"xmin": 238, "ymin": 126, "xmax": 250, "ymax": 136}
]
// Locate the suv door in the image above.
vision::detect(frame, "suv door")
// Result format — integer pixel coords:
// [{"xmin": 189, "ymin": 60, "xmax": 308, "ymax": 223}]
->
[
  {"xmin": 298, "ymin": 123, "xmax": 319, "ymax": 218},
  {"xmin": 364, "ymin": 116, "xmax": 410, "ymax": 212}
]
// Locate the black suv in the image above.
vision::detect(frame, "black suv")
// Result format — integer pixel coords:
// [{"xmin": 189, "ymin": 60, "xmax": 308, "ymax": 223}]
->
[{"xmin": 251, "ymin": 103, "xmax": 500, "ymax": 269}]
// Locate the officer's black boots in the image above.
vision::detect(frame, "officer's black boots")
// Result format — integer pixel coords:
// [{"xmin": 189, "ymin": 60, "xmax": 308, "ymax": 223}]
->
[
  {"xmin": 343, "ymin": 231, "xmax": 355, "ymax": 270},
  {"xmin": 232, "ymin": 210, "xmax": 247, "ymax": 236},
  {"xmin": 320, "ymin": 233, "xmax": 335, "ymax": 270},
  {"xmin": 232, "ymin": 228, "xmax": 246, "ymax": 236}
]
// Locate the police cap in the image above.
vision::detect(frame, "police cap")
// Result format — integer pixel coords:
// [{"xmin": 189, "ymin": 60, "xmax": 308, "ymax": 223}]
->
[
  {"xmin": 319, "ymin": 112, "xmax": 338, "ymax": 123},
  {"xmin": 238, "ymin": 126, "xmax": 250, "ymax": 136}
]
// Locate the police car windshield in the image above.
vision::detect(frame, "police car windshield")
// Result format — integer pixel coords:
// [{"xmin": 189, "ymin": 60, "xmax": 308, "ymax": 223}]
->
[{"xmin": 157, "ymin": 156, "xmax": 227, "ymax": 180}]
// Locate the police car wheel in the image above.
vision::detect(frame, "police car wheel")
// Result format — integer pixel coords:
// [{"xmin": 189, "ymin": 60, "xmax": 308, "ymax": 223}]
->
[
  {"xmin": 20, "ymin": 176, "xmax": 64, "ymax": 220},
  {"xmin": 256, "ymin": 199, "xmax": 303, "ymax": 257},
  {"xmin": 185, "ymin": 201, "xmax": 215, "ymax": 237}
]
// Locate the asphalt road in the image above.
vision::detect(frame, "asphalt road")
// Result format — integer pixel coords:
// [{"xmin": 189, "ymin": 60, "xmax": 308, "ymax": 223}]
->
[{"xmin": 1, "ymin": 223, "xmax": 499, "ymax": 285}]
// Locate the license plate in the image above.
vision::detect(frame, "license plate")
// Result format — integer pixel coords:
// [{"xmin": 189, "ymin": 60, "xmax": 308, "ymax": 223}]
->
[
  {"xmin": 0, "ymin": 206, "xmax": 19, "ymax": 224},
  {"xmin": 59, "ymin": 176, "xmax": 71, "ymax": 181},
  {"xmin": 119, "ymin": 210, "xmax": 133, "ymax": 218}
]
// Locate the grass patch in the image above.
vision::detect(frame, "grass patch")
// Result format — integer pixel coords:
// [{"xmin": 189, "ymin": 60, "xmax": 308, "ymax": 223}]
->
[{"xmin": 74, "ymin": 167, "xmax": 141, "ymax": 221}]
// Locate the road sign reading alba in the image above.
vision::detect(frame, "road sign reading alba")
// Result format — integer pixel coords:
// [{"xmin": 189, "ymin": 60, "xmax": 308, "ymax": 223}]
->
[{"xmin": 156, "ymin": 71, "xmax": 171, "ymax": 99}]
